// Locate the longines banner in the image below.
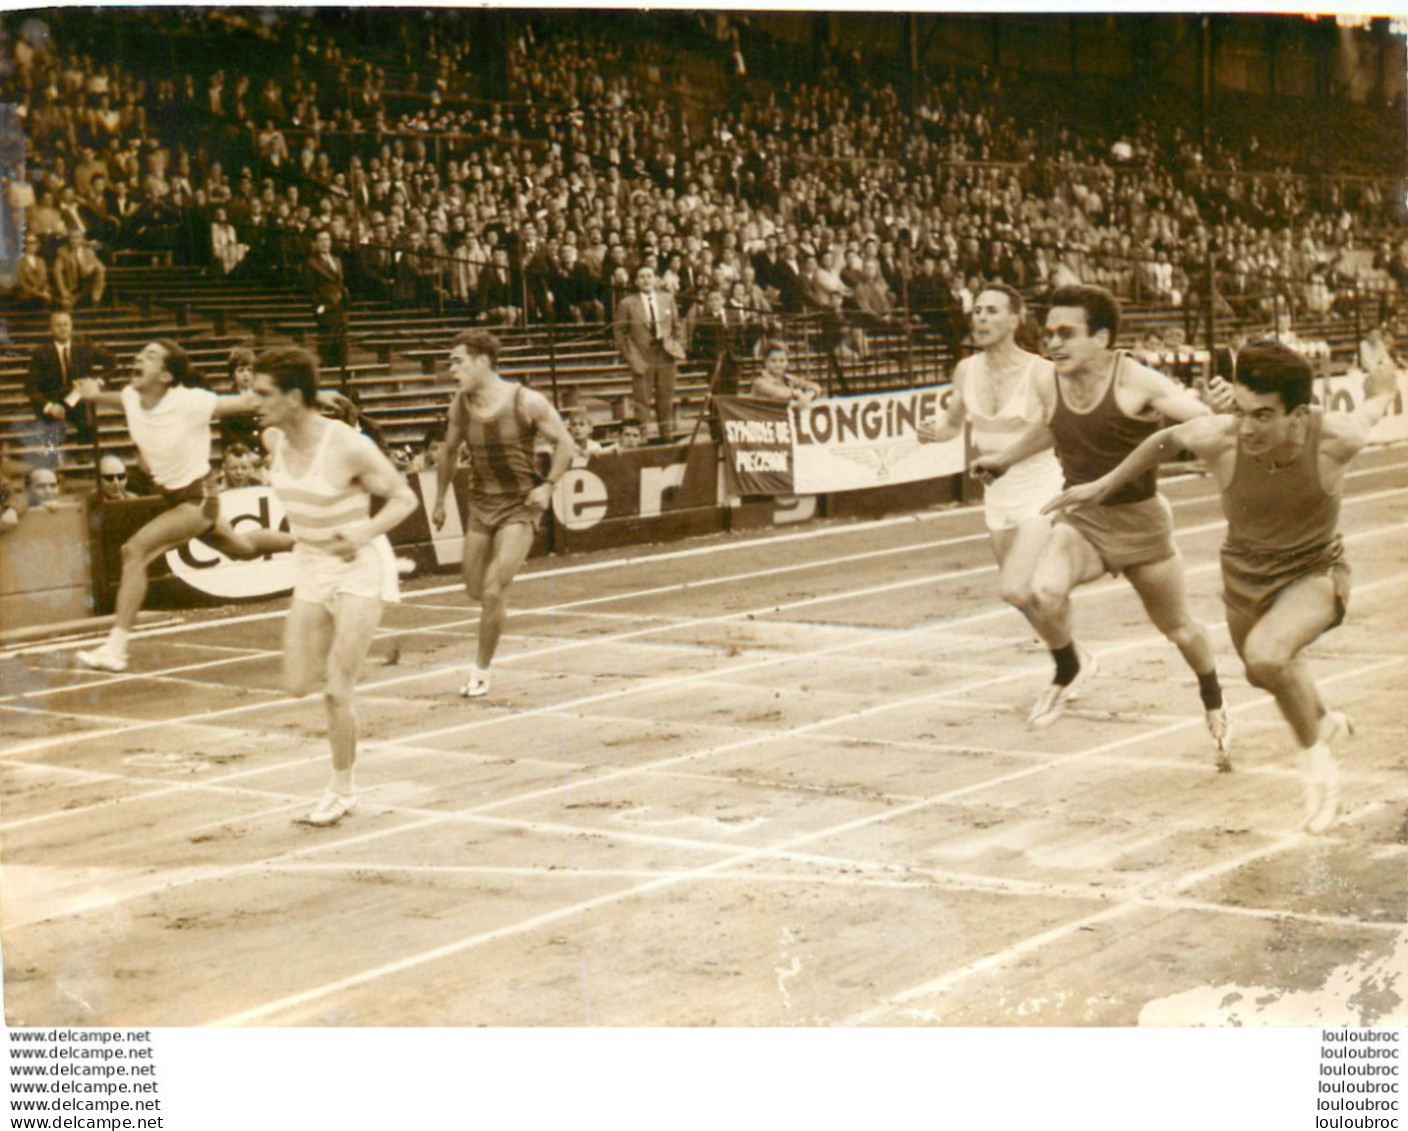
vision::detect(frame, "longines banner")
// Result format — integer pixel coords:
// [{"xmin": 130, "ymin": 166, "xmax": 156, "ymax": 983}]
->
[
  {"xmin": 716, "ymin": 387, "xmax": 966, "ymax": 496},
  {"xmin": 1323, "ymin": 367, "xmax": 1408, "ymax": 443}
]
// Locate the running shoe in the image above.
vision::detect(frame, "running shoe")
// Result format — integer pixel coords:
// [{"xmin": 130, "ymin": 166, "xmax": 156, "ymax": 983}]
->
[
  {"xmin": 76, "ymin": 644, "xmax": 128, "ymax": 672},
  {"xmin": 1301, "ymin": 744, "xmax": 1341, "ymax": 836},
  {"xmin": 459, "ymin": 667, "xmax": 491, "ymax": 698},
  {"xmin": 1206, "ymin": 707, "xmax": 1233, "ymax": 772},
  {"xmin": 300, "ymin": 791, "xmax": 356, "ymax": 827},
  {"xmin": 1027, "ymin": 645, "xmax": 1098, "ymax": 729}
]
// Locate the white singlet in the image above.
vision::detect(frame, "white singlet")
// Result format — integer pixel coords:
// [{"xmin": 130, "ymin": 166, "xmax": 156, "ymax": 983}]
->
[
  {"xmin": 266, "ymin": 420, "xmax": 399, "ymax": 609},
  {"xmin": 964, "ymin": 352, "xmax": 1064, "ymax": 532}
]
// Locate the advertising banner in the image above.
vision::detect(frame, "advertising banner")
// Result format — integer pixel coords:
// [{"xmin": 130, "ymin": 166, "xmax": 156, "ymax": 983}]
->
[
  {"xmin": 717, "ymin": 387, "xmax": 966, "ymax": 496},
  {"xmin": 1322, "ymin": 367, "xmax": 1408, "ymax": 443}
]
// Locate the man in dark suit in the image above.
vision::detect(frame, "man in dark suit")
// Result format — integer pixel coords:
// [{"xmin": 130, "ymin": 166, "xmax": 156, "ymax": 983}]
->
[
  {"xmin": 613, "ymin": 264, "xmax": 686, "ymax": 443},
  {"xmin": 304, "ymin": 228, "xmax": 349, "ymax": 373},
  {"xmin": 24, "ymin": 310, "xmax": 115, "ymax": 463}
]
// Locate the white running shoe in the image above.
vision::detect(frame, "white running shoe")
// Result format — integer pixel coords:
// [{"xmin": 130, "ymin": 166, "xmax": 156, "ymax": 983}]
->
[
  {"xmin": 299, "ymin": 791, "xmax": 356, "ymax": 827},
  {"xmin": 1063, "ymin": 644, "xmax": 1099, "ymax": 702},
  {"xmin": 1301, "ymin": 744, "xmax": 1341, "ymax": 836},
  {"xmin": 1206, "ymin": 708, "xmax": 1233, "ymax": 772},
  {"xmin": 77, "ymin": 644, "xmax": 128, "ymax": 673},
  {"xmin": 459, "ymin": 666, "xmax": 491, "ymax": 698}
]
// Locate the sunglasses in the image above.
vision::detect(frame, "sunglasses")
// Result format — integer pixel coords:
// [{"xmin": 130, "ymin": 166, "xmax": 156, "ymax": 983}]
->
[{"xmin": 102, "ymin": 473, "xmax": 127, "ymax": 481}]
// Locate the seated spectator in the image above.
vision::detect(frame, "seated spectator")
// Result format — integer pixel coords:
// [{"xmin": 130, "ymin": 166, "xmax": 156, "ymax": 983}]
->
[
  {"xmin": 751, "ymin": 340, "xmax": 822, "ymax": 406},
  {"xmin": 1358, "ymin": 323, "xmax": 1400, "ymax": 372},
  {"xmin": 26, "ymin": 466, "xmax": 63, "ymax": 511},
  {"xmin": 25, "ymin": 310, "xmax": 115, "ymax": 461},
  {"xmin": 615, "ymin": 417, "xmax": 646, "ymax": 451},
  {"xmin": 567, "ymin": 407, "xmax": 606, "ymax": 457},
  {"xmin": 217, "ymin": 442, "xmax": 265, "ymax": 490},
  {"xmin": 95, "ymin": 454, "xmax": 136, "ymax": 502},
  {"xmin": 210, "ymin": 206, "xmax": 247, "ymax": 275},
  {"xmin": 53, "ymin": 231, "xmax": 107, "ymax": 308},
  {"xmin": 15, "ymin": 233, "xmax": 54, "ymax": 309}
]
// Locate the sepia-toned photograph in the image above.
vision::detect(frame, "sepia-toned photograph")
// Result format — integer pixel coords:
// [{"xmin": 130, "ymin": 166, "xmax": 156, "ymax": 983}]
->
[{"xmin": 0, "ymin": 6, "xmax": 1404, "ymax": 1108}]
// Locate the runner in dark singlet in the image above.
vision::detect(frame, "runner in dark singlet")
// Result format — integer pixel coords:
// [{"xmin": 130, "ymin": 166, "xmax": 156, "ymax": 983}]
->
[
  {"xmin": 973, "ymin": 285, "xmax": 1231, "ymax": 753},
  {"xmin": 1045, "ymin": 340, "xmax": 1397, "ymax": 833},
  {"xmin": 431, "ymin": 330, "xmax": 575, "ymax": 699}
]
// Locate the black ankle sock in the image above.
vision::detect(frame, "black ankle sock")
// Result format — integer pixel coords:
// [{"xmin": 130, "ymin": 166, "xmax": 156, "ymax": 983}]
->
[
  {"xmin": 1052, "ymin": 643, "xmax": 1080, "ymax": 687},
  {"xmin": 1198, "ymin": 670, "xmax": 1223, "ymax": 710}
]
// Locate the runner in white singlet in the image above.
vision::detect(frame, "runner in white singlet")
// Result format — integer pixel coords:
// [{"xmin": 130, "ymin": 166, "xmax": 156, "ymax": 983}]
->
[{"xmin": 256, "ymin": 347, "xmax": 418, "ymax": 827}]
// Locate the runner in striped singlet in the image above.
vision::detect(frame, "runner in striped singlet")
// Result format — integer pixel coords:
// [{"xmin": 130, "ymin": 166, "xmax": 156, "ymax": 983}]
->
[
  {"xmin": 1045, "ymin": 341, "xmax": 1397, "ymax": 833},
  {"xmin": 918, "ymin": 282, "xmax": 1063, "ymax": 642},
  {"xmin": 974, "ymin": 285, "xmax": 1231, "ymax": 753},
  {"xmin": 430, "ymin": 330, "xmax": 574, "ymax": 699},
  {"xmin": 255, "ymin": 347, "xmax": 418, "ymax": 827}
]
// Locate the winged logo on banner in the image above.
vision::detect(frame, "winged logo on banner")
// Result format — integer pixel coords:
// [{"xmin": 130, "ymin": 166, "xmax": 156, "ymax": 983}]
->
[{"xmin": 831, "ymin": 443, "xmax": 905, "ymax": 481}]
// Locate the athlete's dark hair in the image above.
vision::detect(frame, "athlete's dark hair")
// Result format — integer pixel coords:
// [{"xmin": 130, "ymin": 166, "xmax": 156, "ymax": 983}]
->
[
  {"xmin": 1048, "ymin": 284, "xmax": 1122, "ymax": 345},
  {"xmin": 254, "ymin": 345, "xmax": 319, "ymax": 406},
  {"xmin": 451, "ymin": 328, "xmax": 500, "ymax": 368},
  {"xmin": 153, "ymin": 339, "xmax": 201, "ymax": 388},
  {"xmin": 976, "ymin": 281, "xmax": 1024, "ymax": 317},
  {"xmin": 1234, "ymin": 339, "xmax": 1314, "ymax": 412}
]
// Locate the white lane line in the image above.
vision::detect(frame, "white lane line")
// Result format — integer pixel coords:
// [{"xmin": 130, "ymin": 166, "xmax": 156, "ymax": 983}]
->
[
  {"xmin": 5, "ymin": 462, "xmax": 1403, "ymax": 678},
  {"xmin": 6, "ymin": 478, "xmax": 1405, "ymax": 723}
]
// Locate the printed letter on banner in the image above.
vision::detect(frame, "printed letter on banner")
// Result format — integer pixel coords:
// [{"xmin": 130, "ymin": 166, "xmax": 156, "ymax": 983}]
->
[{"xmin": 716, "ymin": 397, "xmax": 795, "ymax": 496}]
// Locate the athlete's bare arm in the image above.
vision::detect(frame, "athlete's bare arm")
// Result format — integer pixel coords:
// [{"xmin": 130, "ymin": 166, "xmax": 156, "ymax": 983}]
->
[
  {"xmin": 431, "ymin": 395, "xmax": 465, "ymax": 530},
  {"xmin": 1043, "ymin": 414, "xmax": 1237, "ymax": 514},
  {"xmin": 917, "ymin": 360, "xmax": 967, "ymax": 444},
  {"xmin": 72, "ymin": 377, "xmax": 122, "ymax": 409},
  {"xmin": 969, "ymin": 362, "xmax": 1057, "ymax": 476},
  {"xmin": 324, "ymin": 430, "xmax": 418, "ymax": 561},
  {"xmin": 1126, "ymin": 362, "xmax": 1216, "ymax": 424},
  {"xmin": 524, "ymin": 389, "xmax": 576, "ymax": 510},
  {"xmin": 1320, "ymin": 356, "xmax": 1399, "ymax": 466}
]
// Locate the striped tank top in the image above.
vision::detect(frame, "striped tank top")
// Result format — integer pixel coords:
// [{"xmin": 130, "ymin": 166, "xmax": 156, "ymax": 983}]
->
[
  {"xmin": 266, "ymin": 419, "xmax": 370, "ymax": 551},
  {"xmin": 1222, "ymin": 411, "xmax": 1338, "ymax": 557},
  {"xmin": 1049, "ymin": 352, "xmax": 1160, "ymax": 505},
  {"xmin": 453, "ymin": 383, "xmax": 539, "ymax": 497}
]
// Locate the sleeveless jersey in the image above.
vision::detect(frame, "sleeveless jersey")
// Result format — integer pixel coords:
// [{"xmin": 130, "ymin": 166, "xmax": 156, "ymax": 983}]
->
[
  {"xmin": 266, "ymin": 419, "xmax": 370, "ymax": 551},
  {"xmin": 453, "ymin": 383, "xmax": 539, "ymax": 497},
  {"xmin": 1049, "ymin": 352, "xmax": 1159, "ymax": 505},
  {"xmin": 1222, "ymin": 412, "xmax": 1338, "ymax": 557}
]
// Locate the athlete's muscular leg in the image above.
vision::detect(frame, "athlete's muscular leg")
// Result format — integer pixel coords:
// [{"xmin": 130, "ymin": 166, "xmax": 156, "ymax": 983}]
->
[
  {"xmin": 993, "ymin": 515, "xmax": 1060, "ymax": 645},
  {"xmin": 476, "ymin": 522, "xmax": 535, "ymax": 669},
  {"xmin": 1026, "ymin": 522, "xmax": 1106, "ymax": 649},
  {"xmin": 1124, "ymin": 551, "xmax": 1217, "ymax": 677},
  {"xmin": 322, "ymin": 594, "xmax": 384, "ymax": 772},
  {"xmin": 113, "ymin": 504, "xmax": 214, "ymax": 631},
  {"xmin": 1234, "ymin": 576, "xmax": 1339, "ymax": 748},
  {"xmin": 282, "ymin": 598, "xmax": 334, "ymax": 698}
]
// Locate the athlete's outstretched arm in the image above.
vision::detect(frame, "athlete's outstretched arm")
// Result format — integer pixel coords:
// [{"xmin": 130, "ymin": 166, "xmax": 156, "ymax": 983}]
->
[
  {"xmin": 1137, "ymin": 365, "xmax": 1216, "ymax": 423},
  {"xmin": 1043, "ymin": 414, "xmax": 1233, "ymax": 514},
  {"xmin": 1322, "ymin": 356, "xmax": 1400, "ymax": 462},
  {"xmin": 72, "ymin": 377, "xmax": 124, "ymax": 410}
]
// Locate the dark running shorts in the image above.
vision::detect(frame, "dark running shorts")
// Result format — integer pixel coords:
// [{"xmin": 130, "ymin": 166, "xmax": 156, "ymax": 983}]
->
[
  {"xmin": 1058, "ymin": 493, "xmax": 1176, "ymax": 576},
  {"xmin": 159, "ymin": 475, "xmax": 220, "ymax": 528},
  {"xmin": 466, "ymin": 490, "xmax": 544, "ymax": 535},
  {"xmin": 1221, "ymin": 536, "xmax": 1350, "ymax": 630}
]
